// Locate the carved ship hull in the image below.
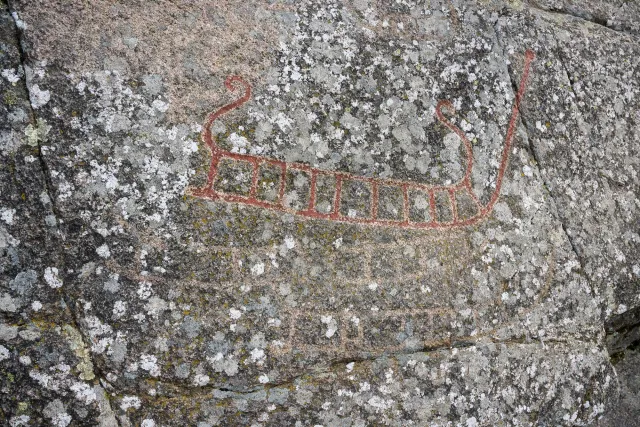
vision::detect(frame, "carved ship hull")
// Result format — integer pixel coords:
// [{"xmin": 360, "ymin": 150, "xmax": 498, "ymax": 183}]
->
[{"xmin": 190, "ymin": 50, "xmax": 535, "ymax": 230}]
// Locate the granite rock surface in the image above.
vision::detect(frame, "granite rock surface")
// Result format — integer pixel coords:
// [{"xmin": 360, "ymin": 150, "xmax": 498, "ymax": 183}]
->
[{"xmin": 1, "ymin": 0, "xmax": 638, "ymax": 425}]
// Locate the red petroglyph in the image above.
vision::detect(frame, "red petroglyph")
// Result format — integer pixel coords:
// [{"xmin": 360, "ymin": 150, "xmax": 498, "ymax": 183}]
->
[{"xmin": 190, "ymin": 51, "xmax": 535, "ymax": 229}]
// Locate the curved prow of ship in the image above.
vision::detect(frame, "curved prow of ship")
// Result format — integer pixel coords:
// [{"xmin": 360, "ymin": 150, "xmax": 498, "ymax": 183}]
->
[
  {"xmin": 194, "ymin": 76, "xmax": 252, "ymax": 197},
  {"xmin": 190, "ymin": 50, "xmax": 535, "ymax": 230},
  {"xmin": 435, "ymin": 49, "xmax": 536, "ymax": 217}
]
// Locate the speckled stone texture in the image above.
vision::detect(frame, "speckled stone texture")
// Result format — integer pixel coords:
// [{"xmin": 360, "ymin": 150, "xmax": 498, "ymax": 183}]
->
[{"xmin": 1, "ymin": 0, "xmax": 638, "ymax": 426}]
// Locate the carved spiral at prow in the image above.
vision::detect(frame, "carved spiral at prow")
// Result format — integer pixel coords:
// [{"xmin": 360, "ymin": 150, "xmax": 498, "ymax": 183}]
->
[
  {"xmin": 224, "ymin": 76, "xmax": 251, "ymax": 101},
  {"xmin": 201, "ymin": 76, "xmax": 253, "ymax": 153},
  {"xmin": 435, "ymin": 99, "xmax": 474, "ymax": 184},
  {"xmin": 436, "ymin": 99, "xmax": 455, "ymax": 117}
]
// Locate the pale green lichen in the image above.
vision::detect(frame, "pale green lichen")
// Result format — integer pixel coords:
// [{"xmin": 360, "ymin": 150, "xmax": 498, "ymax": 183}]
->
[
  {"xmin": 24, "ymin": 117, "xmax": 50, "ymax": 147},
  {"xmin": 63, "ymin": 324, "xmax": 96, "ymax": 381}
]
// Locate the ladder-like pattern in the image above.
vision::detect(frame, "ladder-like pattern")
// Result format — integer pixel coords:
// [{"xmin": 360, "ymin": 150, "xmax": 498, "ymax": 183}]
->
[{"xmin": 190, "ymin": 50, "xmax": 535, "ymax": 230}]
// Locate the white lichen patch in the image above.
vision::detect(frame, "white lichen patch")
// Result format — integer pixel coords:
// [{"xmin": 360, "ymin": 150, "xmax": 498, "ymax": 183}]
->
[
  {"xmin": 11, "ymin": 11, "xmax": 26, "ymax": 30},
  {"xmin": 137, "ymin": 281, "xmax": 152, "ymax": 299},
  {"xmin": 284, "ymin": 235, "xmax": 296, "ymax": 249},
  {"xmin": 229, "ymin": 308, "xmax": 242, "ymax": 320},
  {"xmin": 140, "ymin": 354, "xmax": 161, "ymax": 377},
  {"xmin": 84, "ymin": 316, "xmax": 113, "ymax": 354},
  {"xmin": 251, "ymin": 262, "xmax": 265, "ymax": 276},
  {"xmin": 29, "ymin": 84, "xmax": 50, "ymax": 109},
  {"xmin": 1, "ymin": 68, "xmax": 20, "ymax": 83},
  {"xmin": 112, "ymin": 300, "xmax": 127, "ymax": 318},
  {"xmin": 70, "ymin": 382, "xmax": 97, "ymax": 404},
  {"xmin": 44, "ymin": 266, "xmax": 63, "ymax": 288},
  {"xmin": 0, "ymin": 344, "xmax": 9, "ymax": 361},
  {"xmin": 0, "ymin": 208, "xmax": 16, "ymax": 225},
  {"xmin": 250, "ymin": 348, "xmax": 266, "ymax": 364},
  {"xmin": 193, "ymin": 374, "xmax": 210, "ymax": 386},
  {"xmin": 321, "ymin": 315, "xmax": 338, "ymax": 338},
  {"xmin": 95, "ymin": 244, "xmax": 111, "ymax": 258},
  {"xmin": 120, "ymin": 395, "xmax": 141, "ymax": 411}
]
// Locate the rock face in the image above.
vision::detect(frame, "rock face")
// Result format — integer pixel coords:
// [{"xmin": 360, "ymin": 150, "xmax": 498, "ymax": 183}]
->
[{"xmin": 1, "ymin": 0, "xmax": 638, "ymax": 425}]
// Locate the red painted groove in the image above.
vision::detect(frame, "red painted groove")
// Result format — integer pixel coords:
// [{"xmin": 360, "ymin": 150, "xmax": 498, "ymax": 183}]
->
[
  {"xmin": 190, "ymin": 51, "xmax": 535, "ymax": 230},
  {"xmin": 371, "ymin": 181, "xmax": 379, "ymax": 220},
  {"xmin": 249, "ymin": 161, "xmax": 259, "ymax": 197},
  {"xmin": 308, "ymin": 170, "xmax": 318, "ymax": 212},
  {"xmin": 402, "ymin": 184, "xmax": 410, "ymax": 224},
  {"xmin": 332, "ymin": 175, "xmax": 343, "ymax": 220},
  {"xmin": 429, "ymin": 190, "xmax": 437, "ymax": 222},
  {"xmin": 278, "ymin": 162, "xmax": 286, "ymax": 205}
]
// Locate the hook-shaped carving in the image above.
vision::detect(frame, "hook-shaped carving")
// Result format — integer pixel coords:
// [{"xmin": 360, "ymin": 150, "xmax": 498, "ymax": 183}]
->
[
  {"xmin": 434, "ymin": 49, "xmax": 535, "ymax": 212},
  {"xmin": 201, "ymin": 75, "xmax": 252, "ymax": 155},
  {"xmin": 435, "ymin": 99, "xmax": 475, "ymax": 186}
]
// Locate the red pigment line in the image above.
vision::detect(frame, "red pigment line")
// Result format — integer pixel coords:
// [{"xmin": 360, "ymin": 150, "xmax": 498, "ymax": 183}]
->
[
  {"xmin": 250, "ymin": 160, "xmax": 260, "ymax": 197},
  {"xmin": 266, "ymin": 158, "xmax": 286, "ymax": 168},
  {"xmin": 205, "ymin": 151, "xmax": 223, "ymax": 191},
  {"xmin": 301, "ymin": 210, "xmax": 333, "ymax": 220},
  {"xmin": 465, "ymin": 181, "xmax": 484, "ymax": 213},
  {"xmin": 206, "ymin": 188, "xmax": 491, "ymax": 230},
  {"xmin": 278, "ymin": 162, "xmax": 287, "ymax": 206},
  {"xmin": 201, "ymin": 76, "xmax": 251, "ymax": 154},
  {"xmin": 435, "ymin": 100, "xmax": 474, "ymax": 184},
  {"xmin": 222, "ymin": 151, "xmax": 261, "ymax": 163},
  {"xmin": 308, "ymin": 169, "xmax": 318, "ymax": 212},
  {"xmin": 429, "ymin": 190, "xmax": 437, "ymax": 224},
  {"xmin": 191, "ymin": 50, "xmax": 535, "ymax": 230},
  {"xmin": 289, "ymin": 162, "xmax": 313, "ymax": 172},
  {"xmin": 486, "ymin": 49, "xmax": 535, "ymax": 212},
  {"xmin": 402, "ymin": 184, "xmax": 410, "ymax": 224},
  {"xmin": 188, "ymin": 186, "xmax": 215, "ymax": 199},
  {"xmin": 247, "ymin": 182, "xmax": 485, "ymax": 228},
  {"xmin": 331, "ymin": 175, "xmax": 343, "ymax": 220},
  {"xmin": 371, "ymin": 181, "xmax": 379, "ymax": 220}
]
